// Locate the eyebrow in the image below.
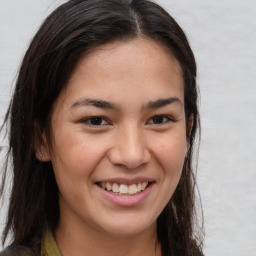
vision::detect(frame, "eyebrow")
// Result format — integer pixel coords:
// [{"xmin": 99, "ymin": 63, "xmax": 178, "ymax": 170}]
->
[
  {"xmin": 70, "ymin": 98, "xmax": 119, "ymax": 109},
  {"xmin": 70, "ymin": 97, "xmax": 182, "ymax": 110},
  {"xmin": 145, "ymin": 97, "xmax": 182, "ymax": 109}
]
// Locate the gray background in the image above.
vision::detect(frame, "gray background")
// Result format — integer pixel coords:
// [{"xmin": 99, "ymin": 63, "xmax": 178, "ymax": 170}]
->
[{"xmin": 0, "ymin": 0, "xmax": 256, "ymax": 255}]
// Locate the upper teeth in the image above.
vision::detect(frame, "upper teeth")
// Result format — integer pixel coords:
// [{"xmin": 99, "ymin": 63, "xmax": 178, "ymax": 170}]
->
[{"xmin": 100, "ymin": 182, "xmax": 149, "ymax": 195}]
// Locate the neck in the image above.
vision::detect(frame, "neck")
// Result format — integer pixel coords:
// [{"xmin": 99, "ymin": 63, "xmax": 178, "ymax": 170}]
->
[{"xmin": 55, "ymin": 217, "xmax": 161, "ymax": 256}]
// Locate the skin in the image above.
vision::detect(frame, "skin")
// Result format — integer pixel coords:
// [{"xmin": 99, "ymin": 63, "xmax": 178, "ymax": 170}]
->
[{"xmin": 38, "ymin": 38, "xmax": 188, "ymax": 256}]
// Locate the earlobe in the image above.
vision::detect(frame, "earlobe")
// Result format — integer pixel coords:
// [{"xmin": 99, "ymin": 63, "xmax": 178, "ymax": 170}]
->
[
  {"xmin": 34, "ymin": 122, "xmax": 51, "ymax": 162},
  {"xmin": 35, "ymin": 145, "xmax": 51, "ymax": 162}
]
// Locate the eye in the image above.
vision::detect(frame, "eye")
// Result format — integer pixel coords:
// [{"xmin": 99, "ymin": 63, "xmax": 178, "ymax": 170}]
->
[
  {"xmin": 82, "ymin": 117, "xmax": 109, "ymax": 126},
  {"xmin": 147, "ymin": 115, "xmax": 173, "ymax": 125}
]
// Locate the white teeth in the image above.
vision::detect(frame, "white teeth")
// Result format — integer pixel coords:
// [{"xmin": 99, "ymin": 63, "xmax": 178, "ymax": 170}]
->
[
  {"xmin": 141, "ymin": 182, "xmax": 148, "ymax": 190},
  {"xmin": 99, "ymin": 182, "xmax": 149, "ymax": 195},
  {"xmin": 112, "ymin": 183, "xmax": 119, "ymax": 193},
  {"xmin": 106, "ymin": 182, "xmax": 112, "ymax": 191},
  {"xmin": 128, "ymin": 184, "xmax": 137, "ymax": 194},
  {"xmin": 120, "ymin": 184, "xmax": 128, "ymax": 194},
  {"xmin": 137, "ymin": 183, "xmax": 142, "ymax": 192}
]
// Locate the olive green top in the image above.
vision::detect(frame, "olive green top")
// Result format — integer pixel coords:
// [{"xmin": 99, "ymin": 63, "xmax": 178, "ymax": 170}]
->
[
  {"xmin": 41, "ymin": 230, "xmax": 61, "ymax": 256},
  {"xmin": 0, "ymin": 230, "xmax": 61, "ymax": 256}
]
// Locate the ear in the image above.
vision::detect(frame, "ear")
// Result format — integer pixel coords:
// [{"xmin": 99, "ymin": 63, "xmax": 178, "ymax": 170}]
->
[{"xmin": 34, "ymin": 122, "xmax": 51, "ymax": 162}]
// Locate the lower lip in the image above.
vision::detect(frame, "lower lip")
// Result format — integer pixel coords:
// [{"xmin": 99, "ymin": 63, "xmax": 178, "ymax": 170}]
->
[{"xmin": 96, "ymin": 183, "xmax": 153, "ymax": 207}]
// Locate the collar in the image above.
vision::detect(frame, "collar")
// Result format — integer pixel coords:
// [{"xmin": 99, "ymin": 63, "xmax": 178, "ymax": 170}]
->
[{"xmin": 41, "ymin": 230, "xmax": 61, "ymax": 256}]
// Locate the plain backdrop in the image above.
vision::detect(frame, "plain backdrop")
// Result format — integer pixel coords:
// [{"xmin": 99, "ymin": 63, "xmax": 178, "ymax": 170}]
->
[{"xmin": 0, "ymin": 0, "xmax": 256, "ymax": 255}]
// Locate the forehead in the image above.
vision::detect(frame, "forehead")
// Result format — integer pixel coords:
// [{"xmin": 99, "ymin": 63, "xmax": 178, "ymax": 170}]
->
[
  {"xmin": 58, "ymin": 38, "xmax": 184, "ymax": 109},
  {"xmin": 71, "ymin": 37, "xmax": 182, "ymax": 81}
]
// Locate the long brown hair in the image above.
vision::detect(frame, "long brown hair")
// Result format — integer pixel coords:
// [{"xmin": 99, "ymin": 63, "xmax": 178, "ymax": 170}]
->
[{"xmin": 1, "ymin": 0, "xmax": 204, "ymax": 255}]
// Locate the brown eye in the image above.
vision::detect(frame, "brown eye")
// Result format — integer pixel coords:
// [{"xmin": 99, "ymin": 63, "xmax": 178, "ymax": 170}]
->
[
  {"xmin": 82, "ymin": 117, "xmax": 109, "ymax": 126},
  {"xmin": 152, "ymin": 116, "xmax": 165, "ymax": 124},
  {"xmin": 90, "ymin": 117, "xmax": 104, "ymax": 125},
  {"xmin": 147, "ymin": 115, "xmax": 172, "ymax": 125}
]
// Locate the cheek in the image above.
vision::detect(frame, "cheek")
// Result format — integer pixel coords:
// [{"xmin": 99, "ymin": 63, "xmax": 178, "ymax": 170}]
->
[
  {"xmin": 51, "ymin": 128, "xmax": 107, "ymax": 176},
  {"xmin": 49, "ymin": 136, "xmax": 108, "ymax": 207},
  {"xmin": 50, "ymin": 138, "xmax": 104, "ymax": 204},
  {"xmin": 153, "ymin": 128, "xmax": 187, "ymax": 197},
  {"xmin": 156, "ymin": 130, "xmax": 187, "ymax": 169}
]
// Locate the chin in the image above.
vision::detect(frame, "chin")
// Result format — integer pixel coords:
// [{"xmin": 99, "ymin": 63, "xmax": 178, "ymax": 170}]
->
[{"xmin": 98, "ymin": 215, "xmax": 157, "ymax": 238}]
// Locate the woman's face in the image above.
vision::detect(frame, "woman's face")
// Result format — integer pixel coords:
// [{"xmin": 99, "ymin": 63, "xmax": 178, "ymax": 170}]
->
[{"xmin": 42, "ymin": 38, "xmax": 187, "ymax": 237}]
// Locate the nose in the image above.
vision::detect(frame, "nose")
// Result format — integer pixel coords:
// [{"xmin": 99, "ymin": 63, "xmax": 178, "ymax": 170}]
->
[{"xmin": 108, "ymin": 124, "xmax": 150, "ymax": 169}]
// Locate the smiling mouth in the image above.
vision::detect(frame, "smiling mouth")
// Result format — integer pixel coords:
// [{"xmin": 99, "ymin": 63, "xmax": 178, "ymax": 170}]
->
[{"xmin": 96, "ymin": 182, "xmax": 151, "ymax": 195}]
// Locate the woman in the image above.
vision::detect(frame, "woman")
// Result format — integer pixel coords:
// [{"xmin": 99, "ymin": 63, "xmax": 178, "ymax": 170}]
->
[{"xmin": 0, "ymin": 0, "xmax": 204, "ymax": 255}]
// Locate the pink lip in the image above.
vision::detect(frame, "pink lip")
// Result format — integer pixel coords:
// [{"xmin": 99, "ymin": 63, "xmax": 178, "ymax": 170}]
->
[{"xmin": 95, "ymin": 182, "xmax": 154, "ymax": 207}]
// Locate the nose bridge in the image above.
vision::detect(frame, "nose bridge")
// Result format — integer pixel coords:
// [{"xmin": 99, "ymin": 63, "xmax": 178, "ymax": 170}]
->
[{"xmin": 109, "ymin": 123, "xmax": 149, "ymax": 169}]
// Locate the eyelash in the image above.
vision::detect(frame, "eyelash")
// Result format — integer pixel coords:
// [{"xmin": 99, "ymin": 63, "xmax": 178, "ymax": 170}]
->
[
  {"xmin": 81, "ymin": 116, "xmax": 110, "ymax": 127},
  {"xmin": 81, "ymin": 115, "xmax": 175, "ymax": 127},
  {"xmin": 147, "ymin": 115, "xmax": 175, "ymax": 125}
]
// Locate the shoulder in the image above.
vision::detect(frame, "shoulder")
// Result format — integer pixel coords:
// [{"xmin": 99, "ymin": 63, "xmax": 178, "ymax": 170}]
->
[
  {"xmin": 0, "ymin": 245, "xmax": 39, "ymax": 256},
  {"xmin": 0, "ymin": 230, "xmax": 58, "ymax": 256}
]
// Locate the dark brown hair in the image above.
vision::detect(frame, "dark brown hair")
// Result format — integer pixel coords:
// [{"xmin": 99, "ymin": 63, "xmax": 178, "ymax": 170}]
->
[{"xmin": 1, "ymin": 0, "xmax": 204, "ymax": 255}]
